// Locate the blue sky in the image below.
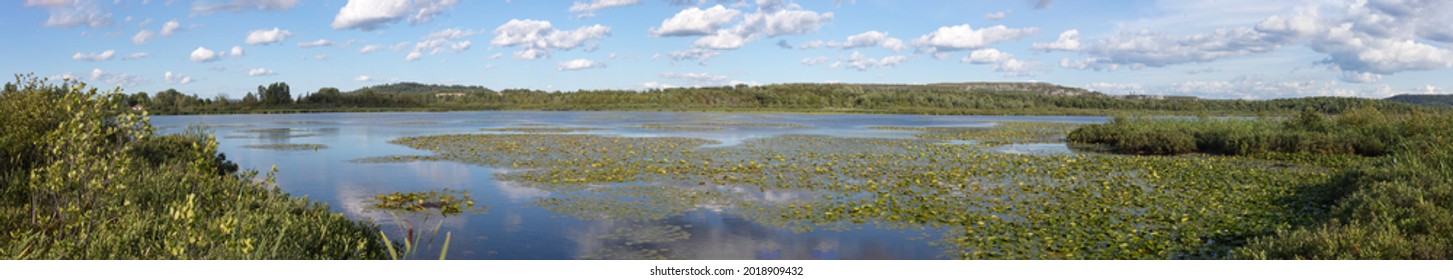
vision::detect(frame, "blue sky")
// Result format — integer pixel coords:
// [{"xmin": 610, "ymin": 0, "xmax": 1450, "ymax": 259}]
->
[{"xmin": 5, "ymin": 0, "xmax": 1452, "ymax": 100}]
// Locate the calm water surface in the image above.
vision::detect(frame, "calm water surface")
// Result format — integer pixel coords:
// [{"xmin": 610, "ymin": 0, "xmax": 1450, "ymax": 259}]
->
[{"xmin": 152, "ymin": 111, "xmax": 1104, "ymax": 259}]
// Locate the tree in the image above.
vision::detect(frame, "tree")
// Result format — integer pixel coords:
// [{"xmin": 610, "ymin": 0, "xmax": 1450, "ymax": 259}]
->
[
  {"xmin": 260, "ymin": 82, "xmax": 291, "ymax": 105},
  {"xmin": 242, "ymin": 92, "xmax": 259, "ymax": 105}
]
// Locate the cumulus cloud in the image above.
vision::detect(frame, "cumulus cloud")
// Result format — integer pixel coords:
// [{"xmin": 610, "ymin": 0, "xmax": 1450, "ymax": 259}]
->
[
  {"xmin": 248, "ymin": 68, "xmax": 276, "ymax": 76},
  {"xmin": 412, "ymin": 28, "xmax": 477, "ymax": 59},
  {"xmin": 829, "ymin": 51, "xmax": 906, "ymax": 71},
  {"xmin": 650, "ymin": 5, "xmax": 742, "ymax": 37},
  {"xmin": 131, "ymin": 19, "xmax": 183, "ymax": 45},
  {"xmin": 569, "ymin": 0, "xmax": 640, "ymax": 18},
  {"xmin": 163, "ymin": 71, "xmax": 192, "ymax": 84},
  {"xmin": 123, "ymin": 52, "xmax": 149, "ymax": 60},
  {"xmin": 25, "ymin": 0, "xmax": 112, "ymax": 28},
  {"xmin": 160, "ymin": 19, "xmax": 182, "ymax": 35},
  {"xmin": 492, "ymin": 19, "xmax": 610, "ymax": 59},
  {"xmin": 132, "ymin": 30, "xmax": 156, "ymax": 45},
  {"xmin": 1032, "ymin": 29, "xmax": 1079, "ymax": 51},
  {"xmin": 298, "ymin": 39, "xmax": 333, "ymax": 48},
  {"xmin": 913, "ymin": 24, "xmax": 1039, "ymax": 55},
  {"xmin": 190, "ymin": 46, "xmax": 244, "ymax": 63},
  {"xmin": 332, "ymin": 0, "xmax": 459, "ymax": 31},
  {"xmin": 961, "ymin": 48, "xmax": 1041, "ymax": 76},
  {"xmin": 73, "ymin": 50, "xmax": 116, "ymax": 61},
  {"xmin": 354, "ymin": 75, "xmax": 373, "ymax": 82},
  {"xmin": 191, "ymin": 47, "xmax": 220, "ymax": 62},
  {"xmin": 246, "ymin": 27, "xmax": 293, "ymax": 45},
  {"xmin": 557, "ymin": 59, "xmax": 605, "ymax": 71},
  {"xmin": 799, "ymin": 31, "xmax": 907, "ymax": 52},
  {"xmin": 654, "ymin": 1, "xmax": 833, "ymax": 63},
  {"xmin": 192, "ymin": 0, "xmax": 298, "ymax": 14}
]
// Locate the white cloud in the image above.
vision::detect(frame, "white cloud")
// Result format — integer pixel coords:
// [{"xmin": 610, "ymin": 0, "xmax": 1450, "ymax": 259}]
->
[
  {"xmin": 694, "ymin": 29, "xmax": 749, "ymax": 49},
  {"xmin": 248, "ymin": 68, "xmax": 276, "ymax": 76},
  {"xmin": 332, "ymin": 0, "xmax": 459, "ymax": 31},
  {"xmin": 191, "ymin": 47, "xmax": 219, "ymax": 62},
  {"xmin": 569, "ymin": 0, "xmax": 640, "ymax": 18},
  {"xmin": 192, "ymin": 0, "xmax": 298, "ymax": 14},
  {"xmin": 913, "ymin": 24, "xmax": 1039, "ymax": 54},
  {"xmin": 557, "ymin": 59, "xmax": 605, "ymax": 71},
  {"xmin": 131, "ymin": 19, "xmax": 182, "ymax": 45},
  {"xmin": 405, "ymin": 51, "xmax": 423, "ymax": 61},
  {"xmin": 84, "ymin": 68, "xmax": 145, "ymax": 87},
  {"xmin": 1032, "ymin": 29, "xmax": 1079, "ymax": 51},
  {"xmin": 131, "ymin": 30, "xmax": 155, "ymax": 44},
  {"xmin": 123, "ymin": 52, "xmax": 149, "ymax": 60},
  {"xmin": 800, "ymin": 56, "xmax": 829, "ymax": 65},
  {"xmin": 665, "ymin": 48, "xmax": 721, "ymax": 63},
  {"xmin": 740, "ymin": 5, "xmax": 834, "ymax": 37},
  {"xmin": 985, "ymin": 10, "xmax": 1010, "ymax": 21},
  {"xmin": 359, "ymin": 45, "xmax": 384, "ymax": 54},
  {"xmin": 160, "ymin": 19, "xmax": 182, "ymax": 35},
  {"xmin": 163, "ymin": 71, "xmax": 191, "ymax": 85},
  {"xmin": 412, "ymin": 28, "xmax": 477, "ymax": 59},
  {"xmin": 660, "ymin": 72, "xmax": 727, "ymax": 83},
  {"xmin": 26, "ymin": 0, "xmax": 112, "ymax": 28},
  {"xmin": 246, "ymin": 27, "xmax": 293, "ymax": 45},
  {"xmin": 641, "ymin": 81, "xmax": 676, "ymax": 89},
  {"xmin": 72, "ymin": 50, "xmax": 115, "ymax": 61},
  {"xmin": 829, "ymin": 51, "xmax": 906, "ymax": 71},
  {"xmin": 962, "ymin": 48, "xmax": 1011, "ymax": 64},
  {"xmin": 230, "ymin": 46, "xmax": 245, "ymax": 56},
  {"xmin": 298, "ymin": 39, "xmax": 333, "ymax": 47},
  {"xmin": 650, "ymin": 5, "xmax": 742, "ymax": 37},
  {"xmin": 811, "ymin": 31, "xmax": 907, "ymax": 52},
  {"xmin": 491, "ymin": 19, "xmax": 611, "ymax": 60},
  {"xmin": 961, "ymin": 48, "xmax": 1041, "ymax": 76},
  {"xmin": 354, "ymin": 75, "xmax": 373, "ymax": 82}
]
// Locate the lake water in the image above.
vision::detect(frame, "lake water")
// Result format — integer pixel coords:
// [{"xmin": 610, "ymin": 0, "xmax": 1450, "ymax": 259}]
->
[{"xmin": 152, "ymin": 111, "xmax": 1105, "ymax": 259}]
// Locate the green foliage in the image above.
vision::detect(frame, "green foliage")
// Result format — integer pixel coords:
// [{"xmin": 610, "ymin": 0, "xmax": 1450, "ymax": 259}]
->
[
  {"xmin": 1069, "ymin": 107, "xmax": 1441, "ymax": 156},
  {"xmin": 0, "ymin": 75, "xmax": 386, "ymax": 259}
]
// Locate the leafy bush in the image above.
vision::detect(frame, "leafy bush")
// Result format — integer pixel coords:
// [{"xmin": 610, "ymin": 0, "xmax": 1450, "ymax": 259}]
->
[{"xmin": 0, "ymin": 75, "xmax": 387, "ymax": 259}]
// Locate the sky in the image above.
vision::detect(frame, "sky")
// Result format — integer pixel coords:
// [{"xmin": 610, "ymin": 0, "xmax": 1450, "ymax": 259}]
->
[{"xmin": 4, "ymin": 0, "xmax": 1452, "ymax": 100}]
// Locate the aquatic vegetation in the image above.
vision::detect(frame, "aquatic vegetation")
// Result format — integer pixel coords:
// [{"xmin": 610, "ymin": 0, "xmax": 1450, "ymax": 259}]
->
[
  {"xmin": 480, "ymin": 127, "xmax": 601, "ymax": 133},
  {"xmin": 372, "ymin": 190, "xmax": 479, "ymax": 216},
  {"xmin": 242, "ymin": 144, "xmax": 327, "ymax": 151},
  {"xmin": 349, "ymin": 155, "xmax": 440, "ymax": 164},
  {"xmin": 871, "ymin": 122, "xmax": 1080, "ymax": 144},
  {"xmin": 379, "ymin": 121, "xmax": 1348, "ymax": 259}
]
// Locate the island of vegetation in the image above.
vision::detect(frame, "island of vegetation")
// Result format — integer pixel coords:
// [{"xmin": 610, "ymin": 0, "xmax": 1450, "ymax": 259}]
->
[{"xmin": 4, "ymin": 74, "xmax": 1452, "ymax": 259}]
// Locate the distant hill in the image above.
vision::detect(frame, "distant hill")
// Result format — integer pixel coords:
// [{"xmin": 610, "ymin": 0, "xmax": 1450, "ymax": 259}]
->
[
  {"xmin": 350, "ymin": 82, "xmax": 492, "ymax": 95},
  {"xmin": 1387, "ymin": 94, "xmax": 1453, "ymax": 107}
]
